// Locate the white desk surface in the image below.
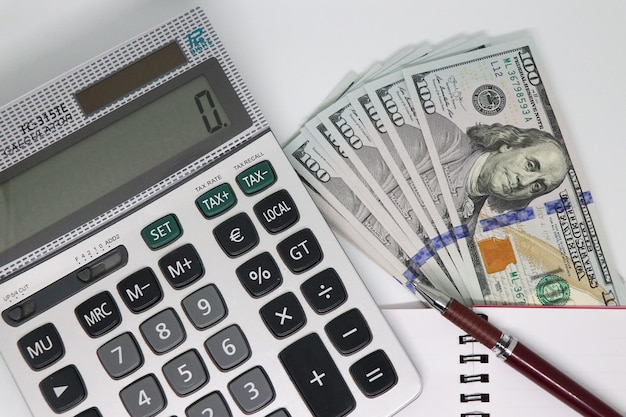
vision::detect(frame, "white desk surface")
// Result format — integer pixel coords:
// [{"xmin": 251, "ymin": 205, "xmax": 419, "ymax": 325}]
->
[{"xmin": 1, "ymin": 1, "xmax": 625, "ymax": 415}]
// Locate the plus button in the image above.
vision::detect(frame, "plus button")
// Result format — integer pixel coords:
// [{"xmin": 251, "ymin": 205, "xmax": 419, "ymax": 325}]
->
[{"xmin": 309, "ymin": 369, "xmax": 326, "ymax": 386}]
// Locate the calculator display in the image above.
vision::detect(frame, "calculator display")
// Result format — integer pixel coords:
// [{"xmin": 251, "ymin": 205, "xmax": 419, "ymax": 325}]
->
[{"xmin": 0, "ymin": 62, "xmax": 251, "ymax": 269}]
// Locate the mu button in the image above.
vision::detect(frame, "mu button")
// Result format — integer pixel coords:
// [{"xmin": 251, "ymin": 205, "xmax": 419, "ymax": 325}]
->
[{"xmin": 39, "ymin": 365, "xmax": 87, "ymax": 413}]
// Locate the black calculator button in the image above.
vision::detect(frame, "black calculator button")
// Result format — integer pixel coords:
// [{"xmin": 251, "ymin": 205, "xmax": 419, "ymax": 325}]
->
[
  {"xmin": 120, "ymin": 374, "xmax": 166, "ymax": 417},
  {"xmin": 260, "ymin": 292, "xmax": 306, "ymax": 339},
  {"xmin": 349, "ymin": 350, "xmax": 398, "ymax": 398},
  {"xmin": 279, "ymin": 333, "xmax": 355, "ymax": 417},
  {"xmin": 97, "ymin": 332, "xmax": 143, "ymax": 379},
  {"xmin": 324, "ymin": 308, "xmax": 372, "ymax": 355},
  {"xmin": 182, "ymin": 284, "xmax": 228, "ymax": 329},
  {"xmin": 140, "ymin": 308, "xmax": 186, "ymax": 354},
  {"xmin": 74, "ymin": 407, "xmax": 102, "ymax": 417},
  {"xmin": 228, "ymin": 366, "xmax": 275, "ymax": 413},
  {"xmin": 159, "ymin": 243, "xmax": 204, "ymax": 289},
  {"xmin": 236, "ymin": 252, "xmax": 282, "ymax": 297},
  {"xmin": 205, "ymin": 324, "xmax": 251, "ymax": 371},
  {"xmin": 18, "ymin": 322, "xmax": 64, "ymax": 370},
  {"xmin": 214, "ymin": 212, "xmax": 259, "ymax": 257},
  {"xmin": 236, "ymin": 160, "xmax": 277, "ymax": 195},
  {"xmin": 253, "ymin": 189, "xmax": 299, "ymax": 234},
  {"xmin": 186, "ymin": 391, "xmax": 231, "ymax": 417},
  {"xmin": 301, "ymin": 268, "xmax": 347, "ymax": 314},
  {"xmin": 162, "ymin": 349, "xmax": 208, "ymax": 396},
  {"xmin": 117, "ymin": 268, "xmax": 163, "ymax": 313},
  {"xmin": 276, "ymin": 228, "xmax": 323, "ymax": 273},
  {"xmin": 75, "ymin": 291, "xmax": 121, "ymax": 338},
  {"xmin": 39, "ymin": 365, "xmax": 86, "ymax": 413}
]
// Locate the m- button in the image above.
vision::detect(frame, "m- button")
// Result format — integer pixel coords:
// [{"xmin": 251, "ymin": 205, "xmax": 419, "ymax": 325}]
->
[
  {"xmin": 141, "ymin": 214, "xmax": 182, "ymax": 250},
  {"xmin": 236, "ymin": 160, "xmax": 276, "ymax": 195}
]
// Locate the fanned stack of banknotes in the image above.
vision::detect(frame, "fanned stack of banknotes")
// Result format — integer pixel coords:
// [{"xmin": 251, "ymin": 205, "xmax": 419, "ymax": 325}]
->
[{"xmin": 283, "ymin": 36, "xmax": 626, "ymax": 306}]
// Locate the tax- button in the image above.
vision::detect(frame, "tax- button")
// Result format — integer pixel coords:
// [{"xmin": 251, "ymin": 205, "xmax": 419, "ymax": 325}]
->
[
  {"xmin": 236, "ymin": 160, "xmax": 276, "ymax": 195},
  {"xmin": 141, "ymin": 214, "xmax": 182, "ymax": 249}
]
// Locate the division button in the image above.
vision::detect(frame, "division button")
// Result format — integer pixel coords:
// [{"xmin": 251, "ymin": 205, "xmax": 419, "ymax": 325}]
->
[
  {"xmin": 300, "ymin": 268, "xmax": 347, "ymax": 314},
  {"xmin": 39, "ymin": 365, "xmax": 86, "ymax": 413},
  {"xmin": 18, "ymin": 322, "xmax": 64, "ymax": 370},
  {"xmin": 279, "ymin": 333, "xmax": 355, "ymax": 417},
  {"xmin": 349, "ymin": 350, "xmax": 398, "ymax": 398}
]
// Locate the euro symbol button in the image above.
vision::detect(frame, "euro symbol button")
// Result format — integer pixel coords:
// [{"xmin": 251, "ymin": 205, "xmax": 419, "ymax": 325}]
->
[{"xmin": 214, "ymin": 213, "xmax": 259, "ymax": 257}]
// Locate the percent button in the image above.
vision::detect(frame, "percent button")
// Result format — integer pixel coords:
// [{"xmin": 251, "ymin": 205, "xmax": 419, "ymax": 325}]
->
[{"xmin": 236, "ymin": 252, "xmax": 283, "ymax": 298}]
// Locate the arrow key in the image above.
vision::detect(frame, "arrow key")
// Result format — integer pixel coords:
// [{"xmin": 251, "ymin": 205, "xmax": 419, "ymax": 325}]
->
[{"xmin": 39, "ymin": 365, "xmax": 86, "ymax": 413}]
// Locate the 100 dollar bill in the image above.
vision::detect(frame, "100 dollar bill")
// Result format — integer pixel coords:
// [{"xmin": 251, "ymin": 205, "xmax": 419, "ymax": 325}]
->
[{"xmin": 404, "ymin": 39, "xmax": 626, "ymax": 305}]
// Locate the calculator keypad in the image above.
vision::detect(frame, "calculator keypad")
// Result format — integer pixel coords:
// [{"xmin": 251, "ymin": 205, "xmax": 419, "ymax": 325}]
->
[{"xmin": 6, "ymin": 139, "xmax": 419, "ymax": 417}]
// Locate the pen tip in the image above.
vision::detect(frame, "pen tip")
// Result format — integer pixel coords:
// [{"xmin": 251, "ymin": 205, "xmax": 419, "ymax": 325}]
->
[{"xmin": 410, "ymin": 280, "xmax": 451, "ymax": 313}]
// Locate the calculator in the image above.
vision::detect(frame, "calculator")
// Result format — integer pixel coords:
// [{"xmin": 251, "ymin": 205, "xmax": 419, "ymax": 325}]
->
[{"xmin": 0, "ymin": 7, "xmax": 421, "ymax": 417}]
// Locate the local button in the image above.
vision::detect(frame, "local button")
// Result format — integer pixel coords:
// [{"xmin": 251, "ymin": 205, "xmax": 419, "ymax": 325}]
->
[
  {"xmin": 141, "ymin": 214, "xmax": 182, "ymax": 249},
  {"xmin": 236, "ymin": 160, "xmax": 276, "ymax": 195}
]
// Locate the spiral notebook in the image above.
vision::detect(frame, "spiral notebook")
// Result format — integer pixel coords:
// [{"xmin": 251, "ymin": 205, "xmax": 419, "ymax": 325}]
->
[{"xmin": 382, "ymin": 306, "xmax": 626, "ymax": 416}]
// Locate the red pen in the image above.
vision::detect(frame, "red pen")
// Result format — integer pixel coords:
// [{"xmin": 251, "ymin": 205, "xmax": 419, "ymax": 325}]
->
[{"xmin": 410, "ymin": 279, "xmax": 623, "ymax": 417}]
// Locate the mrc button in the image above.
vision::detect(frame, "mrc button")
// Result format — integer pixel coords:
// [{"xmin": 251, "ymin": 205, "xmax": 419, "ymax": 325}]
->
[
  {"xmin": 141, "ymin": 214, "xmax": 182, "ymax": 250},
  {"xmin": 18, "ymin": 323, "xmax": 65, "ymax": 370},
  {"xmin": 75, "ymin": 292, "xmax": 121, "ymax": 338},
  {"xmin": 236, "ymin": 160, "xmax": 276, "ymax": 195}
]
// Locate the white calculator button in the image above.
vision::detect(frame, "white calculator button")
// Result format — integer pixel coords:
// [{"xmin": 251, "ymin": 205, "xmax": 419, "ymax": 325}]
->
[{"xmin": 140, "ymin": 308, "xmax": 186, "ymax": 354}]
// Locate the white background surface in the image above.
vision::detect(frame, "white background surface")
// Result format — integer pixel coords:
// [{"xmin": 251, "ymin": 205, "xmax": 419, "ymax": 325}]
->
[{"xmin": 1, "ymin": 1, "xmax": 625, "ymax": 415}]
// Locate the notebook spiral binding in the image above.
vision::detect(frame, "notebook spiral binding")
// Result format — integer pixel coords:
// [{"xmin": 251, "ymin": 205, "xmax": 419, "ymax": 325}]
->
[{"xmin": 458, "ymin": 313, "xmax": 490, "ymax": 417}]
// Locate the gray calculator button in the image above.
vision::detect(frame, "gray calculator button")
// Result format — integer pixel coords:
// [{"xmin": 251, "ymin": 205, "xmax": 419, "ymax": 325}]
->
[
  {"xmin": 186, "ymin": 391, "xmax": 231, "ymax": 417},
  {"xmin": 205, "ymin": 324, "xmax": 250, "ymax": 371},
  {"xmin": 162, "ymin": 349, "xmax": 208, "ymax": 396},
  {"xmin": 182, "ymin": 285, "xmax": 227, "ymax": 329},
  {"xmin": 120, "ymin": 374, "xmax": 166, "ymax": 417},
  {"xmin": 228, "ymin": 366, "xmax": 275, "ymax": 413},
  {"xmin": 140, "ymin": 309, "xmax": 185, "ymax": 354},
  {"xmin": 97, "ymin": 333, "xmax": 143, "ymax": 379}
]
